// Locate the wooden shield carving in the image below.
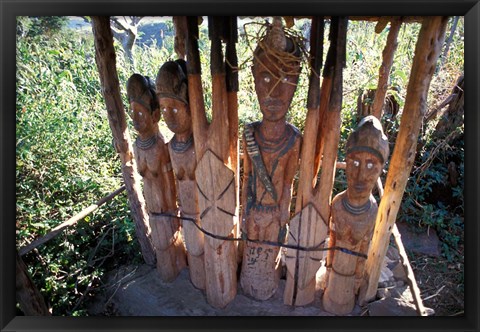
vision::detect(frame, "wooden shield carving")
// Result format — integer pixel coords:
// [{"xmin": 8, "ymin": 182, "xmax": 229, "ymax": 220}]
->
[
  {"xmin": 195, "ymin": 149, "xmax": 236, "ymax": 249},
  {"xmin": 285, "ymin": 203, "xmax": 328, "ymax": 289}
]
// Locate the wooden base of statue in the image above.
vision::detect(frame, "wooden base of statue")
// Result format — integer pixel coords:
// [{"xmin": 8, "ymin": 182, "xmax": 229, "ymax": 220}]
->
[
  {"xmin": 204, "ymin": 239, "xmax": 237, "ymax": 308},
  {"xmin": 182, "ymin": 212, "xmax": 206, "ymax": 290},
  {"xmin": 322, "ymin": 269, "xmax": 356, "ymax": 315},
  {"xmin": 284, "ymin": 203, "xmax": 328, "ymax": 306},
  {"xmin": 240, "ymin": 240, "xmax": 281, "ymax": 300},
  {"xmin": 149, "ymin": 214, "xmax": 187, "ymax": 282},
  {"xmin": 322, "ymin": 193, "xmax": 378, "ymax": 315},
  {"xmin": 195, "ymin": 149, "xmax": 238, "ymax": 308}
]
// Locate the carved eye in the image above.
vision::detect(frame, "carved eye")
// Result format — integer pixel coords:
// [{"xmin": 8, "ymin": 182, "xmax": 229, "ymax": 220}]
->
[
  {"xmin": 367, "ymin": 162, "xmax": 374, "ymax": 169},
  {"xmin": 263, "ymin": 76, "xmax": 271, "ymax": 83},
  {"xmin": 162, "ymin": 107, "xmax": 167, "ymax": 113},
  {"xmin": 281, "ymin": 76, "xmax": 288, "ymax": 83},
  {"xmin": 173, "ymin": 108, "xmax": 178, "ymax": 114},
  {"xmin": 138, "ymin": 111, "xmax": 143, "ymax": 116},
  {"xmin": 353, "ymin": 160, "xmax": 360, "ymax": 167}
]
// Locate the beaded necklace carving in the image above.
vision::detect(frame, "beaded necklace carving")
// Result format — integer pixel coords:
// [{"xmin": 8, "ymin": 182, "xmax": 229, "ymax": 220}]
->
[
  {"xmin": 170, "ymin": 134, "xmax": 193, "ymax": 153},
  {"xmin": 135, "ymin": 135, "xmax": 157, "ymax": 150},
  {"xmin": 341, "ymin": 197, "xmax": 371, "ymax": 215}
]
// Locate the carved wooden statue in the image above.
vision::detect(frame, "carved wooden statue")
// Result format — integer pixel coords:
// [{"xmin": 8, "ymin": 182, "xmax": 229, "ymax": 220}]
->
[
  {"xmin": 126, "ymin": 73, "xmax": 186, "ymax": 282},
  {"xmin": 322, "ymin": 115, "xmax": 389, "ymax": 315},
  {"xmin": 156, "ymin": 60, "xmax": 206, "ymax": 290},
  {"xmin": 239, "ymin": 17, "xmax": 302, "ymax": 300}
]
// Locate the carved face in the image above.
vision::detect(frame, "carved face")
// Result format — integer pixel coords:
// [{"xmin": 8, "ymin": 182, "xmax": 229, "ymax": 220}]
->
[
  {"xmin": 129, "ymin": 101, "xmax": 159, "ymax": 134},
  {"xmin": 345, "ymin": 151, "xmax": 383, "ymax": 203},
  {"xmin": 159, "ymin": 97, "xmax": 191, "ymax": 136},
  {"xmin": 252, "ymin": 52, "xmax": 300, "ymax": 122}
]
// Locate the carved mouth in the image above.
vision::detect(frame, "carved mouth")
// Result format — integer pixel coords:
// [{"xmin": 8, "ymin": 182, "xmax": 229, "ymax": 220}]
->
[
  {"xmin": 262, "ymin": 101, "xmax": 285, "ymax": 112},
  {"xmin": 167, "ymin": 123, "xmax": 178, "ymax": 130},
  {"xmin": 354, "ymin": 184, "xmax": 367, "ymax": 192}
]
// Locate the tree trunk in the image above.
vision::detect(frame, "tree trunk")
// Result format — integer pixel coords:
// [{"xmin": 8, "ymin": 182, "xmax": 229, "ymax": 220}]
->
[
  {"xmin": 16, "ymin": 251, "xmax": 50, "ymax": 316},
  {"xmin": 91, "ymin": 16, "xmax": 156, "ymax": 266},
  {"xmin": 363, "ymin": 16, "xmax": 448, "ymax": 303}
]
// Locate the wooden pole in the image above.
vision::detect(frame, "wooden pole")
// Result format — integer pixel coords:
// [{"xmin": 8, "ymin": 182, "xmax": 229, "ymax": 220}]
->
[
  {"xmin": 19, "ymin": 186, "xmax": 126, "ymax": 256},
  {"xmin": 186, "ymin": 16, "xmax": 238, "ymax": 309},
  {"xmin": 363, "ymin": 16, "xmax": 448, "ymax": 302},
  {"xmin": 16, "ymin": 251, "xmax": 50, "ymax": 315},
  {"xmin": 314, "ymin": 17, "xmax": 348, "ymax": 224},
  {"xmin": 173, "ymin": 16, "xmax": 188, "ymax": 60},
  {"xmin": 91, "ymin": 16, "xmax": 156, "ymax": 266},
  {"xmin": 284, "ymin": 16, "xmax": 327, "ymax": 306},
  {"xmin": 372, "ymin": 17, "xmax": 402, "ymax": 120},
  {"xmin": 225, "ymin": 16, "xmax": 241, "ymax": 261}
]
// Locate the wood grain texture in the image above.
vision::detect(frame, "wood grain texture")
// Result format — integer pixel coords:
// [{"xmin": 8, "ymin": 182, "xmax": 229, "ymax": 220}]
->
[
  {"xmin": 284, "ymin": 17, "xmax": 346, "ymax": 306},
  {"xmin": 91, "ymin": 16, "xmax": 155, "ymax": 266},
  {"xmin": 169, "ymin": 142, "xmax": 206, "ymax": 290},
  {"xmin": 186, "ymin": 16, "xmax": 238, "ymax": 308},
  {"xmin": 364, "ymin": 16, "xmax": 448, "ymax": 302},
  {"xmin": 372, "ymin": 18, "xmax": 402, "ymax": 119},
  {"xmin": 16, "ymin": 251, "xmax": 50, "ymax": 315}
]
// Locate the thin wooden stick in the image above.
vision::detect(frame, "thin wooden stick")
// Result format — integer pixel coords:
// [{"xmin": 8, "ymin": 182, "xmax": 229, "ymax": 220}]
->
[
  {"xmin": 392, "ymin": 223, "xmax": 428, "ymax": 315},
  {"xmin": 375, "ymin": 177, "xmax": 427, "ymax": 316},
  {"xmin": 19, "ymin": 186, "xmax": 126, "ymax": 256}
]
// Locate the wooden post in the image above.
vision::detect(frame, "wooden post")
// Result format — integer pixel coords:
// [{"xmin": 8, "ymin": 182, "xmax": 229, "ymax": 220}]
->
[
  {"xmin": 363, "ymin": 16, "xmax": 448, "ymax": 302},
  {"xmin": 173, "ymin": 16, "xmax": 188, "ymax": 60},
  {"xmin": 91, "ymin": 16, "xmax": 156, "ymax": 266},
  {"xmin": 371, "ymin": 17, "xmax": 402, "ymax": 120},
  {"xmin": 225, "ymin": 16, "xmax": 240, "ymax": 257},
  {"xmin": 186, "ymin": 16, "xmax": 238, "ymax": 309},
  {"xmin": 285, "ymin": 16, "xmax": 348, "ymax": 306},
  {"xmin": 16, "ymin": 251, "xmax": 50, "ymax": 315},
  {"xmin": 284, "ymin": 16, "xmax": 327, "ymax": 306},
  {"xmin": 315, "ymin": 17, "xmax": 348, "ymax": 223}
]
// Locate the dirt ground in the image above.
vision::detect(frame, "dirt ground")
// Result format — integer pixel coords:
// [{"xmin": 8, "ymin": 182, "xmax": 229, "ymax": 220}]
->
[{"xmin": 409, "ymin": 253, "xmax": 464, "ymax": 316}]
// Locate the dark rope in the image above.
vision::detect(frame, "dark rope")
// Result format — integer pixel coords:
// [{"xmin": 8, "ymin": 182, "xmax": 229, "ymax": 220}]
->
[{"xmin": 150, "ymin": 212, "xmax": 368, "ymax": 259}]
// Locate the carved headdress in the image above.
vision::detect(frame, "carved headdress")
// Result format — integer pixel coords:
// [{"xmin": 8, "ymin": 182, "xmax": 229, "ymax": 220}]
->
[
  {"xmin": 346, "ymin": 115, "xmax": 390, "ymax": 164},
  {"xmin": 126, "ymin": 73, "xmax": 158, "ymax": 113},
  {"xmin": 155, "ymin": 59, "xmax": 189, "ymax": 105},
  {"xmin": 253, "ymin": 17, "xmax": 302, "ymax": 71}
]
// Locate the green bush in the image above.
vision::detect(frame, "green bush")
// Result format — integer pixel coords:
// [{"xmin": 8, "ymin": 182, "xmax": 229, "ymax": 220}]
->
[{"xmin": 16, "ymin": 23, "xmax": 142, "ymax": 315}]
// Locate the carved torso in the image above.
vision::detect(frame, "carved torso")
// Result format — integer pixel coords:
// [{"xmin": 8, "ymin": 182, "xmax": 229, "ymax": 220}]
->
[
  {"xmin": 134, "ymin": 133, "xmax": 176, "ymax": 213},
  {"xmin": 245, "ymin": 121, "xmax": 301, "ymax": 215},
  {"xmin": 168, "ymin": 135, "xmax": 198, "ymax": 216},
  {"xmin": 329, "ymin": 191, "xmax": 378, "ymax": 276}
]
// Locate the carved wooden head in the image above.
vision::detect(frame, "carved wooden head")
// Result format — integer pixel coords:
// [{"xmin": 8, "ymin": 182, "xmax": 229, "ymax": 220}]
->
[
  {"xmin": 345, "ymin": 116, "xmax": 389, "ymax": 203},
  {"xmin": 126, "ymin": 73, "xmax": 160, "ymax": 133},
  {"xmin": 156, "ymin": 60, "xmax": 191, "ymax": 136},
  {"xmin": 252, "ymin": 17, "xmax": 302, "ymax": 122}
]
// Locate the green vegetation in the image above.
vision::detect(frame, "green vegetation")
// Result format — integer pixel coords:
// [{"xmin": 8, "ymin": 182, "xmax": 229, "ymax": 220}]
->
[{"xmin": 16, "ymin": 16, "xmax": 464, "ymax": 315}]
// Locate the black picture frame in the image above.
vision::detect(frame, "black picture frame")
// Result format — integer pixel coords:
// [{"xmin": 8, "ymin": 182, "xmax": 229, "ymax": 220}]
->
[{"xmin": 2, "ymin": 0, "xmax": 478, "ymax": 331}]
